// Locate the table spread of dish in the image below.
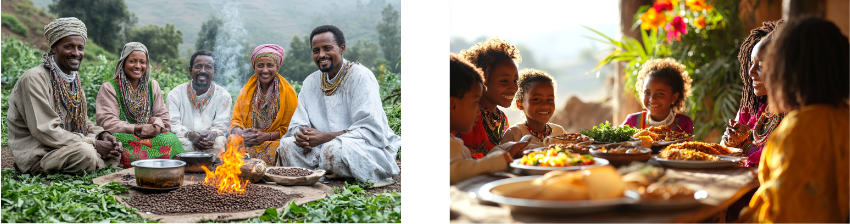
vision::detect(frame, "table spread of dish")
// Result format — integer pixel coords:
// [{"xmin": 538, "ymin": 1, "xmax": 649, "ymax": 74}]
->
[{"xmin": 450, "ymin": 124, "xmax": 758, "ymax": 223}]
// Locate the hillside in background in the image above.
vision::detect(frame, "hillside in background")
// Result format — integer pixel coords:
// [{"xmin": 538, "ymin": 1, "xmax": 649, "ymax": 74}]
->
[
  {"xmin": 31, "ymin": 0, "xmax": 401, "ymax": 57},
  {"xmin": 1, "ymin": 0, "xmax": 117, "ymax": 62}
]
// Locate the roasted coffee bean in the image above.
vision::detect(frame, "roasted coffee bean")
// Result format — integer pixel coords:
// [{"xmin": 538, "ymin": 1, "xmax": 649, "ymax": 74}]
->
[
  {"xmin": 266, "ymin": 167, "xmax": 313, "ymax": 177},
  {"xmin": 119, "ymin": 174, "xmax": 135, "ymax": 182},
  {"xmin": 125, "ymin": 184, "xmax": 297, "ymax": 214}
]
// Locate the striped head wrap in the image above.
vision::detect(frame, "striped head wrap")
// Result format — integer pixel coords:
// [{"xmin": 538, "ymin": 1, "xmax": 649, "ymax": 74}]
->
[
  {"xmin": 250, "ymin": 44, "xmax": 285, "ymax": 67},
  {"xmin": 44, "ymin": 17, "xmax": 87, "ymax": 48}
]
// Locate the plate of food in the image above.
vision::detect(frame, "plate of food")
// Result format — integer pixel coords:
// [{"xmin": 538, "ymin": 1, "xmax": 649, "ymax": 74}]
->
[
  {"xmin": 653, "ymin": 148, "xmax": 745, "ymax": 169},
  {"xmin": 665, "ymin": 141, "xmax": 741, "ymax": 155},
  {"xmin": 589, "ymin": 144, "xmax": 652, "ymax": 166},
  {"xmin": 579, "ymin": 121, "xmax": 639, "ymax": 144},
  {"xmin": 627, "ymin": 183, "xmax": 708, "ymax": 210},
  {"xmin": 631, "ymin": 126, "xmax": 694, "ymax": 147},
  {"xmin": 478, "ymin": 166, "xmax": 639, "ymax": 214},
  {"xmin": 544, "ymin": 133, "xmax": 594, "ymax": 146},
  {"xmin": 513, "ymin": 146, "xmax": 608, "ymax": 175}
]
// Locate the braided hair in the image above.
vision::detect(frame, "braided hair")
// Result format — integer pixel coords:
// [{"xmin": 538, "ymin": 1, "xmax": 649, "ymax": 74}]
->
[{"xmin": 737, "ymin": 20, "xmax": 784, "ymax": 116}]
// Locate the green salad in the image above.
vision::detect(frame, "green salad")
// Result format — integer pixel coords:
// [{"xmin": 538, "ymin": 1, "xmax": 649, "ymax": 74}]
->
[{"xmin": 579, "ymin": 121, "xmax": 639, "ymax": 143}]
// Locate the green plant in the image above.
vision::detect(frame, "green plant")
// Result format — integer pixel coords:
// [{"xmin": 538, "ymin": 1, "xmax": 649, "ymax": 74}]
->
[
  {"xmin": 82, "ymin": 41, "xmax": 118, "ymax": 63},
  {"xmin": 579, "ymin": 121, "xmax": 640, "ymax": 143},
  {"xmin": 1, "ymin": 13, "xmax": 29, "ymax": 38},
  {"xmin": 250, "ymin": 182, "xmax": 401, "ymax": 223},
  {"xmin": 584, "ymin": 0, "xmax": 746, "ymax": 140},
  {"xmin": 1, "ymin": 167, "xmax": 152, "ymax": 223}
]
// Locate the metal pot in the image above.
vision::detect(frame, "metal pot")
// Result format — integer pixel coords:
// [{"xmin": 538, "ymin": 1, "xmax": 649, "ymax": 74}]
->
[
  {"xmin": 177, "ymin": 152, "xmax": 215, "ymax": 173},
  {"xmin": 131, "ymin": 159, "xmax": 186, "ymax": 188}
]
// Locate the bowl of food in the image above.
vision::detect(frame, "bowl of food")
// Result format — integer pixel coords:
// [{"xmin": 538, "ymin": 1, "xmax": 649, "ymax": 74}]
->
[
  {"xmin": 131, "ymin": 159, "xmax": 186, "ymax": 189},
  {"xmin": 176, "ymin": 152, "xmax": 215, "ymax": 173},
  {"xmin": 578, "ymin": 121, "xmax": 639, "ymax": 144},
  {"xmin": 589, "ymin": 144, "xmax": 652, "ymax": 167},
  {"xmin": 264, "ymin": 167, "xmax": 325, "ymax": 186},
  {"xmin": 513, "ymin": 146, "xmax": 608, "ymax": 175},
  {"xmin": 631, "ymin": 126, "xmax": 694, "ymax": 152},
  {"xmin": 543, "ymin": 133, "xmax": 594, "ymax": 146}
]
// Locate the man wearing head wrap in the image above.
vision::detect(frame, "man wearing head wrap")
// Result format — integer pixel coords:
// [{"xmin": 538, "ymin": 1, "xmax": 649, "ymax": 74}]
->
[
  {"xmin": 229, "ymin": 44, "xmax": 299, "ymax": 166},
  {"xmin": 276, "ymin": 25, "xmax": 400, "ymax": 187},
  {"xmin": 6, "ymin": 17, "xmax": 123, "ymax": 175},
  {"xmin": 96, "ymin": 42, "xmax": 185, "ymax": 167},
  {"xmin": 166, "ymin": 50, "xmax": 232, "ymax": 154}
]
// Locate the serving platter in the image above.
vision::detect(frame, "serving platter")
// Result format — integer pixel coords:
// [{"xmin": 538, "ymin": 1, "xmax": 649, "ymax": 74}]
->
[
  {"xmin": 628, "ymin": 189, "xmax": 708, "ymax": 211},
  {"xmin": 477, "ymin": 176, "xmax": 639, "ymax": 214},
  {"xmin": 510, "ymin": 158, "xmax": 609, "ymax": 175},
  {"xmin": 652, "ymin": 155, "xmax": 744, "ymax": 169}
]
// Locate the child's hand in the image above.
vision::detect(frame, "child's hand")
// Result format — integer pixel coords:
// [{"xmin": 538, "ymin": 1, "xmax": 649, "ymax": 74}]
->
[{"xmin": 506, "ymin": 141, "xmax": 531, "ymax": 159}]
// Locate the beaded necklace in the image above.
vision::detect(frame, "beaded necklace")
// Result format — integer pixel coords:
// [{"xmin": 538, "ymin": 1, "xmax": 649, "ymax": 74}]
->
[
  {"xmin": 751, "ymin": 105, "xmax": 783, "ymax": 147},
  {"xmin": 524, "ymin": 121, "xmax": 552, "ymax": 140},
  {"xmin": 43, "ymin": 53, "xmax": 88, "ymax": 135},
  {"xmin": 187, "ymin": 82, "xmax": 215, "ymax": 113},
  {"xmin": 251, "ymin": 75, "xmax": 280, "ymax": 130},
  {"xmin": 321, "ymin": 60, "xmax": 355, "ymax": 96},
  {"xmin": 117, "ymin": 69, "xmax": 151, "ymax": 124},
  {"xmin": 479, "ymin": 102, "xmax": 507, "ymax": 146}
]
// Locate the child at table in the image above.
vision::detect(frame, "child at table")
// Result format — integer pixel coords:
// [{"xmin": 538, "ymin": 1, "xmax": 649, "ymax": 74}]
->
[
  {"xmin": 737, "ymin": 16, "xmax": 848, "ymax": 223},
  {"xmin": 621, "ymin": 58, "xmax": 694, "ymax": 134},
  {"xmin": 454, "ymin": 37, "xmax": 522, "ymax": 159},
  {"xmin": 449, "ymin": 53, "xmax": 529, "ymax": 185},
  {"xmin": 500, "ymin": 68, "xmax": 566, "ymax": 147}
]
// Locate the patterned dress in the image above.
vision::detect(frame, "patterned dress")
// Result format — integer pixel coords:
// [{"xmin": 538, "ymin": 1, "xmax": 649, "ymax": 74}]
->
[
  {"xmin": 453, "ymin": 104, "xmax": 509, "ymax": 159},
  {"xmin": 107, "ymin": 79, "xmax": 184, "ymax": 167}
]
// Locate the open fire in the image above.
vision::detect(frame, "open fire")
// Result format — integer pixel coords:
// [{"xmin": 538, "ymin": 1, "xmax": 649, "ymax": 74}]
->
[{"xmin": 201, "ymin": 135, "xmax": 249, "ymax": 194}]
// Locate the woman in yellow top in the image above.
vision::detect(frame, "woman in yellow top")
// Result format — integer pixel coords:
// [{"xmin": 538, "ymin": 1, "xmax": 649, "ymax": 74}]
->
[
  {"xmin": 738, "ymin": 17, "xmax": 848, "ymax": 223},
  {"xmin": 230, "ymin": 44, "xmax": 298, "ymax": 165}
]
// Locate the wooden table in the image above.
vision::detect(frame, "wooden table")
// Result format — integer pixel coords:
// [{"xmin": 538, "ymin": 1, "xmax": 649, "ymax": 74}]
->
[{"xmin": 449, "ymin": 165, "xmax": 759, "ymax": 223}]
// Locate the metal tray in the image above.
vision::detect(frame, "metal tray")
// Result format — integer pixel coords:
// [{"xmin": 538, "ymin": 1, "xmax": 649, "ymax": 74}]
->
[
  {"xmin": 477, "ymin": 176, "xmax": 639, "ymax": 214},
  {"xmin": 510, "ymin": 158, "xmax": 609, "ymax": 176}
]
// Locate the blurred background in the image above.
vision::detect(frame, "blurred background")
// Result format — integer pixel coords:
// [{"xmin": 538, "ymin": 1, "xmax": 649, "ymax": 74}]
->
[{"xmin": 451, "ymin": 0, "xmax": 849, "ymax": 141}]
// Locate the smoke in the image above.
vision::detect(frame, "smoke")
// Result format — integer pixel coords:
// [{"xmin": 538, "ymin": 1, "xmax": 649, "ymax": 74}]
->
[{"xmin": 210, "ymin": 0, "xmax": 250, "ymax": 94}]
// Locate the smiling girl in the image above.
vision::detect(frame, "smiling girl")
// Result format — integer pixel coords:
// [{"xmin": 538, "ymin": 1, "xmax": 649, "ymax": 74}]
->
[
  {"xmin": 455, "ymin": 37, "xmax": 523, "ymax": 158},
  {"xmin": 622, "ymin": 58, "xmax": 694, "ymax": 134},
  {"xmin": 500, "ymin": 68, "xmax": 565, "ymax": 146}
]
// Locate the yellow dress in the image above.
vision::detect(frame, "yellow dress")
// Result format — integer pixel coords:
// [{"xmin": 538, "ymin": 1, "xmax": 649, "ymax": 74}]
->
[{"xmin": 739, "ymin": 104, "xmax": 849, "ymax": 223}]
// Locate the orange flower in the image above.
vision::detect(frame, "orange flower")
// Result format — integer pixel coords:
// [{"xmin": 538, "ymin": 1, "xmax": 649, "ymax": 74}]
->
[
  {"xmin": 686, "ymin": 0, "xmax": 713, "ymax": 11},
  {"xmin": 640, "ymin": 8, "xmax": 668, "ymax": 30},
  {"xmin": 695, "ymin": 15, "xmax": 706, "ymax": 29}
]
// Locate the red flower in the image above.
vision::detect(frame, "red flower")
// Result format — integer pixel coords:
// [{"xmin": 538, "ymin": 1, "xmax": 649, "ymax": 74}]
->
[
  {"xmin": 665, "ymin": 16, "xmax": 688, "ymax": 42},
  {"xmin": 653, "ymin": 0, "xmax": 673, "ymax": 12},
  {"xmin": 471, "ymin": 153, "xmax": 484, "ymax": 159},
  {"xmin": 157, "ymin": 146, "xmax": 172, "ymax": 159}
]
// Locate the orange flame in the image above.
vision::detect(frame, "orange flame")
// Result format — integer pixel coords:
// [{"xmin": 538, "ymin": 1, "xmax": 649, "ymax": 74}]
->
[{"xmin": 201, "ymin": 135, "xmax": 250, "ymax": 194}]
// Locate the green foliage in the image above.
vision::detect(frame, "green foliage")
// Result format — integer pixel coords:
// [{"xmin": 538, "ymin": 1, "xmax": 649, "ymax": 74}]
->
[
  {"xmin": 195, "ymin": 15, "xmax": 223, "ymax": 53},
  {"xmin": 149, "ymin": 59, "xmax": 192, "ymax": 98},
  {"xmin": 280, "ymin": 34, "xmax": 316, "ymax": 83},
  {"xmin": 249, "ymin": 183, "xmax": 401, "ymax": 223},
  {"xmin": 1, "ymin": 167, "xmax": 152, "ymax": 223},
  {"xmin": 82, "ymin": 40, "xmax": 118, "ymax": 63},
  {"xmin": 2, "ymin": 37, "xmax": 43, "ymax": 146},
  {"xmin": 48, "ymin": 0, "xmax": 137, "ymax": 54},
  {"xmin": 1, "ymin": 13, "xmax": 29, "ymax": 38},
  {"xmin": 346, "ymin": 39, "xmax": 381, "ymax": 68},
  {"xmin": 130, "ymin": 23, "xmax": 184, "ymax": 62},
  {"xmin": 289, "ymin": 80, "xmax": 302, "ymax": 96},
  {"xmin": 376, "ymin": 3, "xmax": 401, "ymax": 73},
  {"xmin": 579, "ymin": 121, "xmax": 639, "ymax": 143}
]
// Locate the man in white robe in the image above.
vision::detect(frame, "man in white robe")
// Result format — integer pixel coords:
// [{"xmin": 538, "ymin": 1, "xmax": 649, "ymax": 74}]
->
[
  {"xmin": 277, "ymin": 25, "xmax": 400, "ymax": 186},
  {"xmin": 167, "ymin": 50, "xmax": 231, "ymax": 154}
]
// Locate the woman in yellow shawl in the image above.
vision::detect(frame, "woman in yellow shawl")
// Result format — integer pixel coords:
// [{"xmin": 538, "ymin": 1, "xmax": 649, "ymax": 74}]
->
[
  {"xmin": 737, "ymin": 17, "xmax": 848, "ymax": 223},
  {"xmin": 230, "ymin": 44, "xmax": 298, "ymax": 165}
]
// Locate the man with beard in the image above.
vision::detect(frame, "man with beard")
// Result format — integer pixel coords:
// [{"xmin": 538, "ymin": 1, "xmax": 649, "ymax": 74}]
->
[
  {"xmin": 166, "ymin": 50, "xmax": 232, "ymax": 154},
  {"xmin": 6, "ymin": 17, "xmax": 123, "ymax": 174},
  {"xmin": 276, "ymin": 25, "xmax": 400, "ymax": 187}
]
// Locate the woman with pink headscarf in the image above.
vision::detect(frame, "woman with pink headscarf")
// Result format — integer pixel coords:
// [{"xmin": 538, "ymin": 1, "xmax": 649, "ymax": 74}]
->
[{"xmin": 230, "ymin": 44, "xmax": 298, "ymax": 165}]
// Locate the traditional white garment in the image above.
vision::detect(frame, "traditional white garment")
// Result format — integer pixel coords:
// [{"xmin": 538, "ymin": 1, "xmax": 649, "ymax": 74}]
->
[
  {"xmin": 276, "ymin": 59, "xmax": 401, "ymax": 183},
  {"xmin": 500, "ymin": 122, "xmax": 567, "ymax": 148},
  {"xmin": 166, "ymin": 82, "xmax": 231, "ymax": 153}
]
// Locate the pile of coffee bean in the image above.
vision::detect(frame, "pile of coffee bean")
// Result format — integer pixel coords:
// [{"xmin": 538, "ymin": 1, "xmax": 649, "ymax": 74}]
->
[
  {"xmin": 126, "ymin": 184, "xmax": 296, "ymax": 214},
  {"xmin": 119, "ymin": 174, "xmax": 135, "ymax": 182},
  {"xmin": 266, "ymin": 167, "xmax": 313, "ymax": 177}
]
